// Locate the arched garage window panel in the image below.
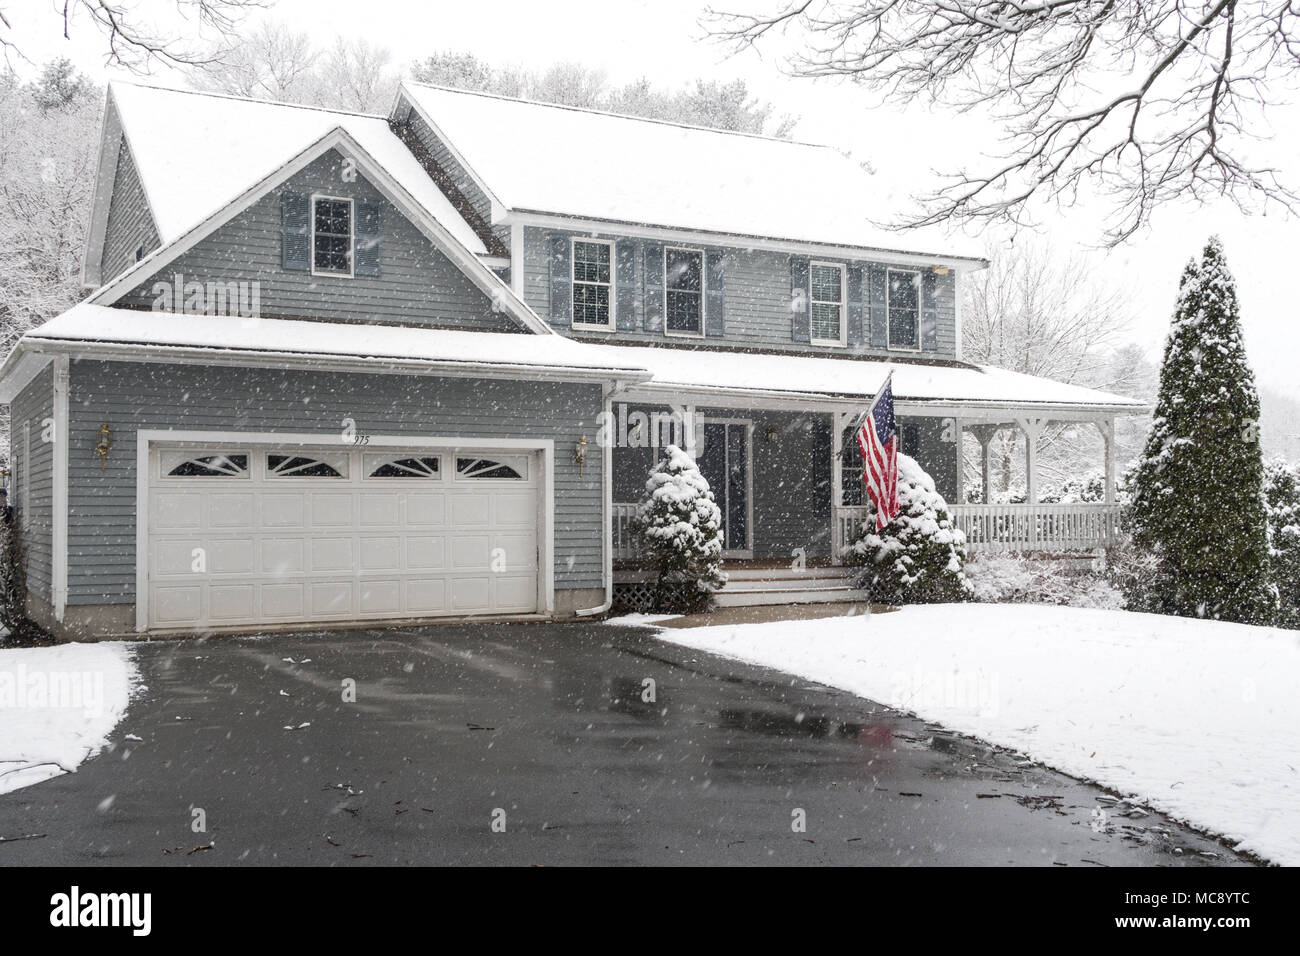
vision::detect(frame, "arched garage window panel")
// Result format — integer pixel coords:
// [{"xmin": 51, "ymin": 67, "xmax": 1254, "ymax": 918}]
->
[
  {"xmin": 455, "ymin": 456, "xmax": 527, "ymax": 480},
  {"xmin": 365, "ymin": 455, "xmax": 442, "ymax": 479},
  {"xmin": 163, "ymin": 452, "xmax": 249, "ymax": 478},
  {"xmin": 267, "ymin": 453, "xmax": 348, "ymax": 478}
]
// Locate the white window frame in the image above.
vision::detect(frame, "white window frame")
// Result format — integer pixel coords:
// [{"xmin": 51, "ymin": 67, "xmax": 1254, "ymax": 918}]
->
[
  {"xmin": 886, "ymin": 267, "xmax": 922, "ymax": 351},
  {"xmin": 310, "ymin": 194, "xmax": 355, "ymax": 279},
  {"xmin": 570, "ymin": 237, "xmax": 615, "ymax": 332},
  {"xmin": 809, "ymin": 260, "xmax": 847, "ymax": 347},
  {"xmin": 663, "ymin": 246, "xmax": 706, "ymax": 339},
  {"xmin": 19, "ymin": 421, "xmax": 29, "ymax": 531}
]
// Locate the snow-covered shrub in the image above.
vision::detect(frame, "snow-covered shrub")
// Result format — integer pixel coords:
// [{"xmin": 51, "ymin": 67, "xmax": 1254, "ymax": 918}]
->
[
  {"xmin": 843, "ymin": 453, "xmax": 972, "ymax": 604},
  {"xmin": 1264, "ymin": 457, "xmax": 1300, "ymax": 629},
  {"xmin": 965, "ymin": 554, "xmax": 1125, "ymax": 610},
  {"xmin": 632, "ymin": 445, "xmax": 726, "ymax": 612}
]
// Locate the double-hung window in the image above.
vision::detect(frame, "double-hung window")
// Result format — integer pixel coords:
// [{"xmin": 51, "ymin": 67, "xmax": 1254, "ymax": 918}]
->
[
  {"xmin": 572, "ymin": 239, "xmax": 613, "ymax": 329},
  {"xmin": 810, "ymin": 262, "xmax": 846, "ymax": 346},
  {"xmin": 665, "ymin": 248, "xmax": 704, "ymax": 336},
  {"xmin": 312, "ymin": 196, "xmax": 353, "ymax": 276},
  {"xmin": 887, "ymin": 268, "xmax": 920, "ymax": 349}
]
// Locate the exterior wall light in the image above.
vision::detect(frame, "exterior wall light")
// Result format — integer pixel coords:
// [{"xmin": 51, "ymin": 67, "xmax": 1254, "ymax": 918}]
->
[
  {"xmin": 766, "ymin": 426, "xmax": 779, "ymax": 443},
  {"xmin": 95, "ymin": 424, "xmax": 112, "ymax": 472},
  {"xmin": 575, "ymin": 434, "xmax": 588, "ymax": 476}
]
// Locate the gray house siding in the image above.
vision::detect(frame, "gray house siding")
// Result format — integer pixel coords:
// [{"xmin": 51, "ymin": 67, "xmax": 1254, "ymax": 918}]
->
[
  {"xmin": 65, "ymin": 360, "xmax": 605, "ymax": 608},
  {"xmin": 116, "ymin": 150, "xmax": 520, "ymax": 333},
  {"xmin": 522, "ymin": 226, "xmax": 958, "ymax": 359},
  {"xmin": 403, "ymin": 107, "xmax": 495, "ymax": 227},
  {"xmin": 9, "ymin": 366, "xmax": 54, "ymax": 604},
  {"xmin": 101, "ymin": 138, "xmax": 161, "ymax": 284}
]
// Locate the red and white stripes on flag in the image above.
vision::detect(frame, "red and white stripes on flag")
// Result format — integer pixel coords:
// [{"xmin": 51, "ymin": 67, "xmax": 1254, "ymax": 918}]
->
[{"xmin": 856, "ymin": 378, "xmax": 900, "ymax": 530}]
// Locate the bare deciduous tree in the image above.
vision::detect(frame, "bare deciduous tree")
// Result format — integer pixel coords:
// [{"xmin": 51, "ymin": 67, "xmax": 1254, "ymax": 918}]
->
[
  {"xmin": 708, "ymin": 1, "xmax": 1300, "ymax": 244},
  {"xmin": 189, "ymin": 20, "xmax": 316, "ymax": 102},
  {"xmin": 1, "ymin": 0, "xmax": 263, "ymax": 70}
]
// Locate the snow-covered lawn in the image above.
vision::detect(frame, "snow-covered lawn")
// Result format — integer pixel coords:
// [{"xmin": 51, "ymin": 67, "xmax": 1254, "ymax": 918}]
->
[
  {"xmin": 0, "ymin": 642, "xmax": 138, "ymax": 795},
  {"xmin": 653, "ymin": 604, "xmax": 1300, "ymax": 865}
]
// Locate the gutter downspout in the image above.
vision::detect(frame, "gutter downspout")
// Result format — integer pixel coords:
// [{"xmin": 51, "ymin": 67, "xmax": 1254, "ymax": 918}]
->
[{"xmin": 575, "ymin": 380, "xmax": 621, "ymax": 617}]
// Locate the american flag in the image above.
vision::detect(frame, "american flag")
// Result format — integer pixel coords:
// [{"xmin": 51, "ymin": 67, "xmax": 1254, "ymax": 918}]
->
[{"xmin": 856, "ymin": 377, "xmax": 899, "ymax": 530}]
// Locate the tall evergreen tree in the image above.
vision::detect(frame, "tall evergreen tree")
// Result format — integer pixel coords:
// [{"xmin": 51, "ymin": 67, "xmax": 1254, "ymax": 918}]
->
[{"xmin": 1126, "ymin": 237, "xmax": 1276, "ymax": 624}]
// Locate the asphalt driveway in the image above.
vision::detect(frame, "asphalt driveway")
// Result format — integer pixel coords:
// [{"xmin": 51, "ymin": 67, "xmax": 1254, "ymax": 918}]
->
[{"xmin": 0, "ymin": 622, "xmax": 1251, "ymax": 866}]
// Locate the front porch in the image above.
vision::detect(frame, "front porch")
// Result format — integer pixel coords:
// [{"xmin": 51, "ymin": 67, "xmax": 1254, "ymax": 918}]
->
[{"xmin": 610, "ymin": 402, "xmax": 1127, "ymax": 566}]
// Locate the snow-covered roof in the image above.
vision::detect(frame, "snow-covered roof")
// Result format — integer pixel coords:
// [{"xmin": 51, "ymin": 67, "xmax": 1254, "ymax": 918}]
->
[
  {"xmin": 399, "ymin": 83, "xmax": 983, "ymax": 263},
  {"xmin": 108, "ymin": 83, "xmax": 488, "ymax": 256},
  {"xmin": 587, "ymin": 342, "xmax": 1147, "ymax": 413},
  {"xmin": 4, "ymin": 305, "xmax": 648, "ymax": 388},
  {"xmin": 2, "ymin": 306, "xmax": 1144, "ymax": 415}
]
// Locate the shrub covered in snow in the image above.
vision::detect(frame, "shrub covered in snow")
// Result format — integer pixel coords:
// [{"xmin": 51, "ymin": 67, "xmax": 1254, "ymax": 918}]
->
[
  {"xmin": 965, "ymin": 553, "xmax": 1125, "ymax": 609},
  {"xmin": 843, "ymin": 453, "xmax": 972, "ymax": 604},
  {"xmin": 1264, "ymin": 457, "xmax": 1300, "ymax": 630},
  {"xmin": 633, "ymin": 445, "xmax": 726, "ymax": 612},
  {"xmin": 1126, "ymin": 237, "xmax": 1276, "ymax": 625}
]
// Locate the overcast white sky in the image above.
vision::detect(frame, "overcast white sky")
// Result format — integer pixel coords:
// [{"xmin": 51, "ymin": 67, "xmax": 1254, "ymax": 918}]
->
[{"xmin": 9, "ymin": 0, "xmax": 1300, "ymax": 400}]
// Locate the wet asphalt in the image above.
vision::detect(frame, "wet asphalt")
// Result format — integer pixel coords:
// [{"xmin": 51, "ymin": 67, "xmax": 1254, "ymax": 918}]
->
[{"xmin": 0, "ymin": 622, "xmax": 1252, "ymax": 866}]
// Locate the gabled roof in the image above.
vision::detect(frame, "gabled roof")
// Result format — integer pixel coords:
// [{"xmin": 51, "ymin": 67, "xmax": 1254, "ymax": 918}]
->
[
  {"xmin": 83, "ymin": 84, "xmax": 551, "ymax": 335},
  {"xmin": 397, "ymin": 82, "xmax": 983, "ymax": 265}
]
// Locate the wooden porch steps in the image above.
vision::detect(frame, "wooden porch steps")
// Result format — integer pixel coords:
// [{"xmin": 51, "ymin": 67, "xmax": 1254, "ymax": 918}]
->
[{"xmin": 715, "ymin": 565, "xmax": 869, "ymax": 608}]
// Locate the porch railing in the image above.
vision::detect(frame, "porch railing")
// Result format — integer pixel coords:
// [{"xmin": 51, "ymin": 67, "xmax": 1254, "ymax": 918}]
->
[
  {"xmin": 832, "ymin": 502, "xmax": 1124, "ymax": 557},
  {"xmin": 620, "ymin": 500, "xmax": 1124, "ymax": 563}
]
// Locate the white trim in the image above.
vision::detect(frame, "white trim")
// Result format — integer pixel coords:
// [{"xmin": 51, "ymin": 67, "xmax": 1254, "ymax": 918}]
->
[
  {"xmin": 20, "ymin": 422, "xmax": 30, "ymax": 533},
  {"xmin": 506, "ymin": 211, "xmax": 989, "ymax": 273},
  {"xmin": 86, "ymin": 127, "xmax": 554, "ymax": 336},
  {"xmin": 510, "ymin": 222, "xmax": 525, "ymax": 297},
  {"xmin": 309, "ymin": 194, "xmax": 355, "ymax": 279},
  {"xmin": 570, "ymin": 236, "xmax": 616, "ymax": 332},
  {"xmin": 808, "ymin": 260, "xmax": 848, "ymax": 348},
  {"xmin": 886, "ymin": 267, "xmax": 922, "ymax": 352},
  {"xmin": 954, "ymin": 270, "xmax": 963, "ymax": 361},
  {"xmin": 663, "ymin": 246, "xmax": 706, "ymax": 339},
  {"xmin": 51, "ymin": 356, "xmax": 69, "ymax": 623},
  {"xmin": 134, "ymin": 430, "xmax": 556, "ymax": 633}
]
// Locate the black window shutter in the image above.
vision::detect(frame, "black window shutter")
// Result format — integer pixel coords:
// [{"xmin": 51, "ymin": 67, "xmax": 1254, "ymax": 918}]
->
[
  {"xmin": 846, "ymin": 264, "xmax": 865, "ymax": 346},
  {"xmin": 354, "ymin": 200, "xmax": 382, "ymax": 277},
  {"xmin": 281, "ymin": 192, "xmax": 310, "ymax": 271},
  {"xmin": 921, "ymin": 270, "xmax": 939, "ymax": 351},
  {"xmin": 615, "ymin": 239, "xmax": 638, "ymax": 331},
  {"xmin": 867, "ymin": 264, "xmax": 888, "ymax": 348},
  {"xmin": 790, "ymin": 255, "xmax": 810, "ymax": 342},
  {"xmin": 705, "ymin": 250, "xmax": 725, "ymax": 338},
  {"xmin": 548, "ymin": 233, "xmax": 571, "ymax": 327},
  {"xmin": 643, "ymin": 242, "xmax": 664, "ymax": 333}
]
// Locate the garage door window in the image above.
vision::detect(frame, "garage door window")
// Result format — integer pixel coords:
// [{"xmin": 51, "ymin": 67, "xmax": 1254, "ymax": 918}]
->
[
  {"xmin": 365, "ymin": 455, "xmax": 442, "ymax": 479},
  {"xmin": 456, "ymin": 456, "xmax": 527, "ymax": 480},
  {"xmin": 266, "ymin": 453, "xmax": 348, "ymax": 478},
  {"xmin": 162, "ymin": 452, "xmax": 249, "ymax": 478}
]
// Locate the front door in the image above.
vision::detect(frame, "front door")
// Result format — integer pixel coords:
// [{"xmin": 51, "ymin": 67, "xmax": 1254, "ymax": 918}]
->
[{"xmin": 698, "ymin": 420, "xmax": 751, "ymax": 556}]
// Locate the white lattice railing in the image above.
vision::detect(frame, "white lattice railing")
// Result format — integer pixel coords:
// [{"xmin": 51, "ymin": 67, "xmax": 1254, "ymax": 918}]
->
[{"xmin": 832, "ymin": 502, "xmax": 1124, "ymax": 557}]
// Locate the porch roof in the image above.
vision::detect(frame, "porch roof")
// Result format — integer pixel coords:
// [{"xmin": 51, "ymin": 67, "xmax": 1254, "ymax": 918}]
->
[{"xmin": 591, "ymin": 343, "xmax": 1148, "ymax": 418}]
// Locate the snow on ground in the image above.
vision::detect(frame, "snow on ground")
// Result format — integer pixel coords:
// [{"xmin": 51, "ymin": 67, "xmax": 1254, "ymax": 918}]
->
[
  {"xmin": 655, "ymin": 603, "xmax": 1300, "ymax": 865},
  {"xmin": 0, "ymin": 642, "xmax": 138, "ymax": 795},
  {"xmin": 603, "ymin": 612, "xmax": 683, "ymax": 626}
]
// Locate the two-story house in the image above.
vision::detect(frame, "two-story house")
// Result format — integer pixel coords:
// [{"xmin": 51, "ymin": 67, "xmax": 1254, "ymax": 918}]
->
[{"xmin": 0, "ymin": 82, "xmax": 1145, "ymax": 640}]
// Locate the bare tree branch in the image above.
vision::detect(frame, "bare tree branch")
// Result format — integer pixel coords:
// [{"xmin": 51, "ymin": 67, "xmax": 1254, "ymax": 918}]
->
[{"xmin": 706, "ymin": 0, "xmax": 1300, "ymax": 245}]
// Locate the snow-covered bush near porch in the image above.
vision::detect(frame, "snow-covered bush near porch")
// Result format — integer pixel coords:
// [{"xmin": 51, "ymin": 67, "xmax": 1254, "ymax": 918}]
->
[
  {"xmin": 633, "ymin": 445, "xmax": 726, "ymax": 612},
  {"xmin": 844, "ymin": 453, "xmax": 972, "ymax": 604},
  {"xmin": 965, "ymin": 554, "xmax": 1125, "ymax": 609}
]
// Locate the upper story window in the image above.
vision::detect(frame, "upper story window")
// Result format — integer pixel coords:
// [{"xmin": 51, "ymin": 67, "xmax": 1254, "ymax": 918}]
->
[
  {"xmin": 810, "ymin": 262, "xmax": 845, "ymax": 346},
  {"xmin": 312, "ymin": 196, "xmax": 353, "ymax": 276},
  {"xmin": 572, "ymin": 239, "xmax": 613, "ymax": 329},
  {"xmin": 888, "ymin": 269, "xmax": 920, "ymax": 350},
  {"xmin": 665, "ymin": 248, "xmax": 704, "ymax": 336}
]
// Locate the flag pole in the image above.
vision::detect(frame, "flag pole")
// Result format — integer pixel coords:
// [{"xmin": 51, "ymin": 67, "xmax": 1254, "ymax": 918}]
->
[{"xmin": 848, "ymin": 369, "xmax": 894, "ymax": 436}]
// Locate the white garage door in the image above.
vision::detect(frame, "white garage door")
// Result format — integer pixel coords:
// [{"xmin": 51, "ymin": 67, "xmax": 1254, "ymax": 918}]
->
[{"xmin": 146, "ymin": 444, "xmax": 541, "ymax": 629}]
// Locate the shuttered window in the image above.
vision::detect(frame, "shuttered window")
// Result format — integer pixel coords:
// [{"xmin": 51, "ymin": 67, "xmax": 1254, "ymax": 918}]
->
[
  {"xmin": 572, "ymin": 239, "xmax": 613, "ymax": 328},
  {"xmin": 665, "ymin": 248, "xmax": 703, "ymax": 336},
  {"xmin": 810, "ymin": 262, "xmax": 845, "ymax": 345},
  {"xmin": 312, "ymin": 196, "xmax": 353, "ymax": 275}
]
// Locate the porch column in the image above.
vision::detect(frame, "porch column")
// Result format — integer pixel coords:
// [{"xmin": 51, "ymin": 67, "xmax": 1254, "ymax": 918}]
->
[
  {"xmin": 1096, "ymin": 417, "xmax": 1117, "ymax": 504},
  {"xmin": 682, "ymin": 404, "xmax": 698, "ymax": 458},
  {"xmin": 951, "ymin": 417, "xmax": 966, "ymax": 503},
  {"xmin": 1016, "ymin": 417, "xmax": 1049, "ymax": 504},
  {"xmin": 969, "ymin": 424, "xmax": 1000, "ymax": 504},
  {"xmin": 831, "ymin": 410, "xmax": 852, "ymax": 509}
]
